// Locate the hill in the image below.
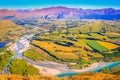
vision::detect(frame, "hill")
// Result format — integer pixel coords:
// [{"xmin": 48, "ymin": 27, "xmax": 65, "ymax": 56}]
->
[{"xmin": 0, "ymin": 20, "xmax": 25, "ymax": 41}]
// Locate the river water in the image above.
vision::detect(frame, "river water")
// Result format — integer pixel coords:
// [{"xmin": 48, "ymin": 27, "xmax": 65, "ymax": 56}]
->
[
  {"xmin": 0, "ymin": 42, "xmax": 8, "ymax": 48},
  {"xmin": 56, "ymin": 61, "xmax": 120, "ymax": 77}
]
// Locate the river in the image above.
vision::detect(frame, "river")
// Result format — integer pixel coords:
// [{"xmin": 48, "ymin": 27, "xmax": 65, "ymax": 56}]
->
[
  {"xmin": 4, "ymin": 35, "xmax": 32, "ymax": 74},
  {"xmin": 56, "ymin": 61, "xmax": 120, "ymax": 77},
  {"xmin": 0, "ymin": 41, "xmax": 9, "ymax": 49},
  {"xmin": 4, "ymin": 35, "xmax": 70, "ymax": 75}
]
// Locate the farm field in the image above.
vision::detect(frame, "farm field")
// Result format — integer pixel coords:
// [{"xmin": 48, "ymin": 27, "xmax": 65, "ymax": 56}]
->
[
  {"xmin": 97, "ymin": 41, "xmax": 119, "ymax": 50},
  {"xmin": 32, "ymin": 40, "xmax": 79, "ymax": 60},
  {"xmin": 24, "ymin": 45, "xmax": 55, "ymax": 61},
  {"xmin": 106, "ymin": 32, "xmax": 120, "ymax": 37},
  {"xmin": 31, "ymin": 34, "xmax": 120, "ymax": 69},
  {"xmin": 30, "ymin": 21, "xmax": 120, "ymax": 69},
  {"xmin": 86, "ymin": 40, "xmax": 108, "ymax": 52},
  {"xmin": 103, "ymin": 51, "xmax": 120, "ymax": 62}
]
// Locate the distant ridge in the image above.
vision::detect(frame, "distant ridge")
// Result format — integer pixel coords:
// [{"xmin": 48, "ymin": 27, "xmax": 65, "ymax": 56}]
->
[{"xmin": 0, "ymin": 6, "xmax": 120, "ymax": 20}]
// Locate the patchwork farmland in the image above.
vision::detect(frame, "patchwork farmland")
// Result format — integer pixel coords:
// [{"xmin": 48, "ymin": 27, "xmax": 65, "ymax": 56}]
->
[
  {"xmin": 30, "ymin": 22, "xmax": 120, "ymax": 69},
  {"xmin": 32, "ymin": 40, "xmax": 79, "ymax": 60}
]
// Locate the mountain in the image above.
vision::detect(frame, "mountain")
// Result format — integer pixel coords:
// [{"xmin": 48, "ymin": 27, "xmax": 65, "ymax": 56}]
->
[{"xmin": 0, "ymin": 6, "xmax": 120, "ymax": 20}]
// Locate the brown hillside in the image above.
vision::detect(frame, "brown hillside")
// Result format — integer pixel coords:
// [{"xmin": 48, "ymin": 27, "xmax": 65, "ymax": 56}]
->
[
  {"xmin": 0, "ymin": 20, "xmax": 25, "ymax": 41},
  {"xmin": 0, "ymin": 72, "xmax": 120, "ymax": 80}
]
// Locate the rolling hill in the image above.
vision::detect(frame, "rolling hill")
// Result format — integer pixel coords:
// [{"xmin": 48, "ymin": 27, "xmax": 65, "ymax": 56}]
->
[{"xmin": 0, "ymin": 20, "xmax": 25, "ymax": 41}]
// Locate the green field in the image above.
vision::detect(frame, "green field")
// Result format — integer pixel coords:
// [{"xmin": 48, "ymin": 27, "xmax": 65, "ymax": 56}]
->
[
  {"xmin": 86, "ymin": 40, "xmax": 108, "ymax": 52},
  {"xmin": 0, "ymin": 47, "xmax": 14, "ymax": 70},
  {"xmin": 24, "ymin": 49, "xmax": 40, "ymax": 61},
  {"xmin": 9, "ymin": 59, "xmax": 39, "ymax": 75}
]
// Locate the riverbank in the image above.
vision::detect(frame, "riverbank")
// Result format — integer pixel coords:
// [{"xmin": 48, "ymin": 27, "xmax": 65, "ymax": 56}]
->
[
  {"xmin": 57, "ymin": 61, "xmax": 120, "ymax": 77},
  {"xmin": 73, "ymin": 62, "xmax": 108, "ymax": 72},
  {"xmin": 31, "ymin": 61, "xmax": 109, "ymax": 76},
  {"xmin": 33, "ymin": 65, "xmax": 61, "ymax": 75},
  {"xmin": 22, "ymin": 57, "xmax": 70, "ymax": 76},
  {"xmin": 3, "ymin": 35, "xmax": 33, "ymax": 74}
]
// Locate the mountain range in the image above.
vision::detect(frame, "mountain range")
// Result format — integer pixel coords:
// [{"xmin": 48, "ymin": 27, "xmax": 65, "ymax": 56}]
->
[{"xmin": 0, "ymin": 6, "xmax": 120, "ymax": 20}]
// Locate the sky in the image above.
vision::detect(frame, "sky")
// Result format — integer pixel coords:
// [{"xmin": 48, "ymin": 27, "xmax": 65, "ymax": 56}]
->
[{"xmin": 0, "ymin": 0, "xmax": 120, "ymax": 9}]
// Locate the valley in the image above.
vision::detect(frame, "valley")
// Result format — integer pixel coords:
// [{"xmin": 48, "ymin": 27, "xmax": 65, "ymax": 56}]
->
[
  {"xmin": 0, "ymin": 0, "xmax": 120, "ymax": 78},
  {"xmin": 0, "ymin": 18, "xmax": 120, "ymax": 79}
]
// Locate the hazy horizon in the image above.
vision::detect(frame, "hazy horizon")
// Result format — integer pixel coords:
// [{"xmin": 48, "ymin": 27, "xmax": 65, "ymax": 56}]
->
[
  {"xmin": 0, "ymin": 6, "xmax": 120, "ymax": 10},
  {"xmin": 0, "ymin": 0, "xmax": 120, "ymax": 9}
]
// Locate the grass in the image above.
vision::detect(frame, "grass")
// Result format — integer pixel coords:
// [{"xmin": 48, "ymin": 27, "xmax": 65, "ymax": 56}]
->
[
  {"xmin": 69, "ymin": 21, "xmax": 108, "ymax": 33},
  {"xmin": 103, "ymin": 51, "xmax": 120, "ymax": 62},
  {"xmin": 0, "ymin": 20, "xmax": 25, "ymax": 41},
  {"xmin": 24, "ymin": 49, "xmax": 40, "ymax": 61},
  {"xmin": 9, "ymin": 59, "xmax": 39, "ymax": 75},
  {"xmin": 86, "ymin": 40, "xmax": 108, "ymax": 52},
  {"xmin": 111, "ymin": 66, "xmax": 120, "ymax": 73},
  {"xmin": 0, "ymin": 50, "xmax": 14, "ymax": 70},
  {"xmin": 24, "ymin": 46, "xmax": 55, "ymax": 61},
  {"xmin": 74, "ymin": 39, "xmax": 93, "ymax": 51},
  {"xmin": 101, "ymin": 65, "xmax": 120, "ymax": 74},
  {"xmin": 106, "ymin": 32, "xmax": 120, "ymax": 37},
  {"xmin": 90, "ymin": 33, "xmax": 109, "ymax": 40}
]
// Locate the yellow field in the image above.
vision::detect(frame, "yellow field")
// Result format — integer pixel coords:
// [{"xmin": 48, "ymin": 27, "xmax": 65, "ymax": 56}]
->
[
  {"xmin": 112, "ymin": 33, "xmax": 120, "ymax": 36},
  {"xmin": 74, "ymin": 39, "xmax": 93, "ymax": 51},
  {"xmin": 54, "ymin": 52, "xmax": 78, "ymax": 59},
  {"xmin": 97, "ymin": 41, "xmax": 119, "ymax": 50},
  {"xmin": 39, "ymin": 35, "xmax": 61, "ymax": 40},
  {"xmin": 32, "ymin": 40, "xmax": 79, "ymax": 59},
  {"xmin": 106, "ymin": 32, "xmax": 120, "ymax": 36},
  {"xmin": 30, "ymin": 45, "xmax": 54, "ymax": 61}
]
